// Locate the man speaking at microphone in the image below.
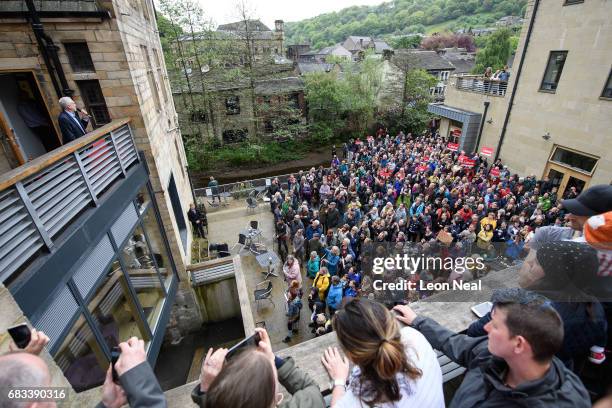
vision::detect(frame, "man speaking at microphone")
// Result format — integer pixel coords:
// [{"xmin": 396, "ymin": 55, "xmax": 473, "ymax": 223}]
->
[{"xmin": 58, "ymin": 96, "xmax": 91, "ymax": 143}]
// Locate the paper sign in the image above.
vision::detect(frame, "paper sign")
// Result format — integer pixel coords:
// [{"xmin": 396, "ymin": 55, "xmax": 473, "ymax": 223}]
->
[
  {"xmin": 447, "ymin": 143, "xmax": 459, "ymax": 151},
  {"xmin": 417, "ymin": 165, "xmax": 428, "ymax": 172},
  {"xmin": 265, "ymin": 178, "xmax": 271, "ymax": 186},
  {"xmin": 481, "ymin": 147, "xmax": 493, "ymax": 156},
  {"xmin": 490, "ymin": 168, "xmax": 500, "ymax": 178},
  {"xmin": 205, "ymin": 188, "xmax": 212, "ymax": 196}
]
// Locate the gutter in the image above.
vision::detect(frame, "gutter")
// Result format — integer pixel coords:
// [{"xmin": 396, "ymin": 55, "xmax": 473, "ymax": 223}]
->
[{"xmin": 494, "ymin": 0, "xmax": 540, "ymax": 161}]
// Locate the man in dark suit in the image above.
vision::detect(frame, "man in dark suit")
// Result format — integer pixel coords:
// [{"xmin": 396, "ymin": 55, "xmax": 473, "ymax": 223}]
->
[{"xmin": 57, "ymin": 96, "xmax": 90, "ymax": 143}]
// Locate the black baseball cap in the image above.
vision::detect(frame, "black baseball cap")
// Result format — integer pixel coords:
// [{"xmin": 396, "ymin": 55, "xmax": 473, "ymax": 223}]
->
[{"xmin": 561, "ymin": 185, "xmax": 612, "ymax": 216}]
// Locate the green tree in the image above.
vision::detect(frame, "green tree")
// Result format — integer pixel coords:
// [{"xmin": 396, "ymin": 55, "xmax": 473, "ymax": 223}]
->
[
  {"xmin": 390, "ymin": 35, "xmax": 422, "ymax": 49},
  {"xmin": 378, "ymin": 69, "xmax": 437, "ymax": 135},
  {"xmin": 472, "ymin": 28, "xmax": 513, "ymax": 74}
]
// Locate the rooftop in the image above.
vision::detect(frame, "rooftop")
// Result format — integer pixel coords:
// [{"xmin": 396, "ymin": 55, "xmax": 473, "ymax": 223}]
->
[{"xmin": 393, "ymin": 50, "xmax": 457, "ymax": 72}]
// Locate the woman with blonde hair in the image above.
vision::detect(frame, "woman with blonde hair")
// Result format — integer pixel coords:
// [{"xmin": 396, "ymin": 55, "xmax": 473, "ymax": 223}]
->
[{"xmin": 322, "ymin": 298, "xmax": 444, "ymax": 407}]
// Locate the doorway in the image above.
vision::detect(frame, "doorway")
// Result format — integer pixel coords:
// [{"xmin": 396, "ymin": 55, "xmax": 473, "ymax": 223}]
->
[
  {"xmin": 0, "ymin": 71, "xmax": 61, "ymax": 166},
  {"xmin": 543, "ymin": 162, "xmax": 590, "ymax": 198}
]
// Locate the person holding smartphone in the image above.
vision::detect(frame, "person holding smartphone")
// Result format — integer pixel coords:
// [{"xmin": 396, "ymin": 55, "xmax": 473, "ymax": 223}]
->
[{"xmin": 192, "ymin": 328, "xmax": 324, "ymax": 408}]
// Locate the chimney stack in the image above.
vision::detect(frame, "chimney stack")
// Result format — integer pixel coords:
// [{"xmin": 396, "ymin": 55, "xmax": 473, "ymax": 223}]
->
[{"xmin": 275, "ymin": 20, "xmax": 284, "ymax": 32}]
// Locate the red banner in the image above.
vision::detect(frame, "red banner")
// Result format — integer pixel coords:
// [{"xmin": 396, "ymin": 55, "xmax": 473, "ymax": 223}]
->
[
  {"xmin": 447, "ymin": 143, "xmax": 459, "ymax": 151},
  {"xmin": 458, "ymin": 154, "xmax": 467, "ymax": 164},
  {"xmin": 481, "ymin": 146, "xmax": 494, "ymax": 157},
  {"xmin": 490, "ymin": 168, "xmax": 500, "ymax": 178}
]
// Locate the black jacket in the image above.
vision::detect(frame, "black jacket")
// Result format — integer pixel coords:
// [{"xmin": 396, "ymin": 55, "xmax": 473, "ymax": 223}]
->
[
  {"xmin": 413, "ymin": 316, "xmax": 590, "ymax": 407},
  {"xmin": 58, "ymin": 111, "xmax": 89, "ymax": 143}
]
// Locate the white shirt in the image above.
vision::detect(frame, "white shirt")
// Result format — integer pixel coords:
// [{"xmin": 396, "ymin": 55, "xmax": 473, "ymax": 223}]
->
[{"xmin": 335, "ymin": 326, "xmax": 445, "ymax": 408}]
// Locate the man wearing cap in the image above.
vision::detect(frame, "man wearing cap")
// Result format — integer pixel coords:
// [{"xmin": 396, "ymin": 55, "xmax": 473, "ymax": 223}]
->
[{"xmin": 528, "ymin": 185, "xmax": 612, "ymax": 250}]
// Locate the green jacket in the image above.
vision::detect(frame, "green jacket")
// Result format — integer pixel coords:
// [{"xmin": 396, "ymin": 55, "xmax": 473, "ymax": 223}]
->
[{"xmin": 191, "ymin": 357, "xmax": 325, "ymax": 408}]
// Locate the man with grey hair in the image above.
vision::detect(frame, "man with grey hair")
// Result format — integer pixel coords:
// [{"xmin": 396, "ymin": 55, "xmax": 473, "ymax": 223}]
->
[{"xmin": 57, "ymin": 96, "xmax": 90, "ymax": 143}]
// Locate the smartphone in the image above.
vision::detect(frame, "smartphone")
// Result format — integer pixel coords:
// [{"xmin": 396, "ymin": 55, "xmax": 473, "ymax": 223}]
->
[
  {"xmin": 8, "ymin": 324, "xmax": 31, "ymax": 349},
  {"xmin": 110, "ymin": 346, "xmax": 121, "ymax": 383},
  {"xmin": 225, "ymin": 332, "xmax": 261, "ymax": 360},
  {"xmin": 471, "ymin": 302, "xmax": 493, "ymax": 318}
]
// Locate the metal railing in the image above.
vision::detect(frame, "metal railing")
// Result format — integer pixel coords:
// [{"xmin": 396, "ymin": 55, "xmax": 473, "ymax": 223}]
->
[
  {"xmin": 0, "ymin": 119, "xmax": 139, "ymax": 281},
  {"xmin": 455, "ymin": 75, "xmax": 508, "ymax": 97},
  {"xmin": 194, "ymin": 173, "xmax": 294, "ymax": 202}
]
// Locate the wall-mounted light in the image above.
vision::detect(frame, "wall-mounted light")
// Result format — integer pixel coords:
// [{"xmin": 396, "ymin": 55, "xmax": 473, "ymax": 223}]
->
[
  {"xmin": 486, "ymin": 118, "xmax": 493, "ymax": 124},
  {"xmin": 542, "ymin": 132, "xmax": 551, "ymax": 141}
]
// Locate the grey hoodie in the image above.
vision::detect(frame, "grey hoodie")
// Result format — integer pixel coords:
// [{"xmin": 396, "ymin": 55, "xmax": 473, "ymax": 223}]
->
[{"xmin": 412, "ymin": 316, "xmax": 591, "ymax": 408}]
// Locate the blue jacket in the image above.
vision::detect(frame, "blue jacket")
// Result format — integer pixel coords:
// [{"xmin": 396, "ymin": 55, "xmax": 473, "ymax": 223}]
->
[
  {"xmin": 326, "ymin": 283, "xmax": 343, "ymax": 309},
  {"xmin": 58, "ymin": 111, "xmax": 89, "ymax": 143},
  {"xmin": 323, "ymin": 249, "xmax": 340, "ymax": 275}
]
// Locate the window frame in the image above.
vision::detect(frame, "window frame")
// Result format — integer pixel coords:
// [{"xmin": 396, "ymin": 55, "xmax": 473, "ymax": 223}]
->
[
  {"xmin": 600, "ymin": 68, "xmax": 612, "ymax": 100},
  {"xmin": 225, "ymin": 95, "xmax": 241, "ymax": 115},
  {"xmin": 539, "ymin": 50, "xmax": 568, "ymax": 93},
  {"xmin": 64, "ymin": 42, "xmax": 96, "ymax": 73},
  {"xmin": 75, "ymin": 80, "xmax": 111, "ymax": 128},
  {"xmin": 547, "ymin": 145, "xmax": 599, "ymax": 176}
]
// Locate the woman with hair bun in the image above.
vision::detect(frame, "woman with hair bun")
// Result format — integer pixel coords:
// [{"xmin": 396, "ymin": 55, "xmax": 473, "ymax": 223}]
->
[{"xmin": 321, "ymin": 298, "xmax": 444, "ymax": 407}]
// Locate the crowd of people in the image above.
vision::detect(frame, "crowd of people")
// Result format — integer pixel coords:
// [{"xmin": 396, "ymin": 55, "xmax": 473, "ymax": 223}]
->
[{"xmin": 2, "ymin": 127, "xmax": 611, "ymax": 407}]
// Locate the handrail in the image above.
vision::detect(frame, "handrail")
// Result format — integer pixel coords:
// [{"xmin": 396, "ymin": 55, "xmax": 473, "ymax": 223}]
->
[
  {"xmin": 0, "ymin": 118, "xmax": 139, "ymax": 282},
  {"xmin": 454, "ymin": 76, "xmax": 508, "ymax": 96},
  {"xmin": 0, "ymin": 118, "xmax": 130, "ymax": 191}
]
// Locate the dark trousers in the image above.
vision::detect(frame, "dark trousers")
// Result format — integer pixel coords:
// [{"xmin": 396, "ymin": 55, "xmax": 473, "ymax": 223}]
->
[{"xmin": 191, "ymin": 221, "xmax": 205, "ymax": 238}]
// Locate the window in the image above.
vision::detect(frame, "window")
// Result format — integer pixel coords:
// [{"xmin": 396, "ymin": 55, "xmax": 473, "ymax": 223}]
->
[
  {"xmin": 153, "ymin": 49, "xmax": 168, "ymax": 103},
  {"xmin": 120, "ymin": 224, "xmax": 166, "ymax": 331},
  {"xmin": 550, "ymin": 147, "xmax": 598, "ymax": 173},
  {"xmin": 142, "ymin": 209, "xmax": 174, "ymax": 289},
  {"xmin": 141, "ymin": 45, "xmax": 161, "ymax": 111},
  {"xmin": 225, "ymin": 96, "xmax": 240, "ymax": 115},
  {"xmin": 64, "ymin": 42, "xmax": 95, "ymax": 73},
  {"xmin": 76, "ymin": 80, "xmax": 110, "ymax": 127},
  {"xmin": 601, "ymin": 69, "xmax": 612, "ymax": 99},
  {"xmin": 222, "ymin": 129, "xmax": 248, "ymax": 143},
  {"xmin": 191, "ymin": 110, "xmax": 207, "ymax": 123},
  {"xmin": 168, "ymin": 174, "xmax": 187, "ymax": 251},
  {"xmin": 540, "ymin": 51, "xmax": 568, "ymax": 92},
  {"xmin": 564, "ymin": 0, "xmax": 584, "ymax": 5}
]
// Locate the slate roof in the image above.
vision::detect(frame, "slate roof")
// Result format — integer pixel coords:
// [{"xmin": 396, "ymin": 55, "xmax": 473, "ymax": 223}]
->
[
  {"xmin": 296, "ymin": 62, "xmax": 336, "ymax": 74},
  {"xmin": 217, "ymin": 20, "xmax": 271, "ymax": 32},
  {"xmin": 373, "ymin": 40, "xmax": 393, "ymax": 53},
  {"xmin": 393, "ymin": 50, "xmax": 456, "ymax": 72}
]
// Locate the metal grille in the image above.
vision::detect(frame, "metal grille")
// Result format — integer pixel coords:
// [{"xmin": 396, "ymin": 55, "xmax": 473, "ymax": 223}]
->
[
  {"xmin": 110, "ymin": 203, "xmax": 138, "ymax": 246},
  {"xmin": 22, "ymin": 155, "xmax": 91, "ymax": 238},
  {"xmin": 77, "ymin": 135, "xmax": 123, "ymax": 196},
  {"xmin": 33, "ymin": 286, "xmax": 79, "ymax": 350},
  {"xmin": 112, "ymin": 125, "xmax": 138, "ymax": 169},
  {"xmin": 0, "ymin": 188, "xmax": 44, "ymax": 280},
  {"xmin": 72, "ymin": 235, "xmax": 114, "ymax": 299},
  {"xmin": 191, "ymin": 261, "xmax": 235, "ymax": 286}
]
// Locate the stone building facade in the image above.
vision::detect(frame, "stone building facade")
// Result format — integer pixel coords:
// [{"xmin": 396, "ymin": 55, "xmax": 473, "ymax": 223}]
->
[
  {"xmin": 429, "ymin": 0, "xmax": 612, "ymax": 196},
  {"xmin": 0, "ymin": 0, "xmax": 204, "ymax": 391}
]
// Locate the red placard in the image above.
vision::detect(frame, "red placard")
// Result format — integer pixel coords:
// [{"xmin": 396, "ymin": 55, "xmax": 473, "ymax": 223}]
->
[
  {"xmin": 457, "ymin": 154, "xmax": 467, "ymax": 164},
  {"xmin": 451, "ymin": 128, "xmax": 462, "ymax": 136},
  {"xmin": 462, "ymin": 158, "xmax": 476, "ymax": 168},
  {"xmin": 481, "ymin": 146, "xmax": 494, "ymax": 156},
  {"xmin": 490, "ymin": 168, "xmax": 500, "ymax": 178},
  {"xmin": 417, "ymin": 165, "xmax": 428, "ymax": 172},
  {"xmin": 423, "ymin": 156, "xmax": 430, "ymax": 162},
  {"xmin": 447, "ymin": 143, "xmax": 459, "ymax": 151}
]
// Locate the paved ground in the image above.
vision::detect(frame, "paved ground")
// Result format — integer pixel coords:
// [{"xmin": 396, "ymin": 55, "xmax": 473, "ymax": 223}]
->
[{"xmin": 206, "ymin": 198, "xmax": 315, "ymax": 351}]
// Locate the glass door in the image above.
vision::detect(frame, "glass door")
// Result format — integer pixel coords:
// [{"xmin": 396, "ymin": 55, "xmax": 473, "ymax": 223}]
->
[{"xmin": 544, "ymin": 162, "xmax": 590, "ymax": 198}]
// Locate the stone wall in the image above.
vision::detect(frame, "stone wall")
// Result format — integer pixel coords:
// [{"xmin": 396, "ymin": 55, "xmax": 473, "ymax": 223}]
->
[
  {"xmin": 0, "ymin": 0, "xmax": 202, "ymax": 332},
  {"xmin": 498, "ymin": 0, "xmax": 612, "ymax": 185},
  {"xmin": 438, "ymin": 0, "xmax": 612, "ymax": 185},
  {"xmin": 0, "ymin": 284, "xmax": 74, "ymax": 405}
]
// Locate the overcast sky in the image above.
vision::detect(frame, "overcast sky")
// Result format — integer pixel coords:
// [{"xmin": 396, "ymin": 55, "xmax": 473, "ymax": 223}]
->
[{"xmin": 195, "ymin": 0, "xmax": 390, "ymax": 28}]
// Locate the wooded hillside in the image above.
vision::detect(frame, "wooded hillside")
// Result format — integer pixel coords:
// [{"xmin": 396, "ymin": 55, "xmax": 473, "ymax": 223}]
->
[{"xmin": 285, "ymin": 0, "xmax": 527, "ymax": 50}]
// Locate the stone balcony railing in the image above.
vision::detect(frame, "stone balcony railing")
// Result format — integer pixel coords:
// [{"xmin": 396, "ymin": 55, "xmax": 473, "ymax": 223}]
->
[
  {"xmin": 455, "ymin": 75, "xmax": 508, "ymax": 97},
  {"xmin": 0, "ymin": 118, "xmax": 139, "ymax": 282}
]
